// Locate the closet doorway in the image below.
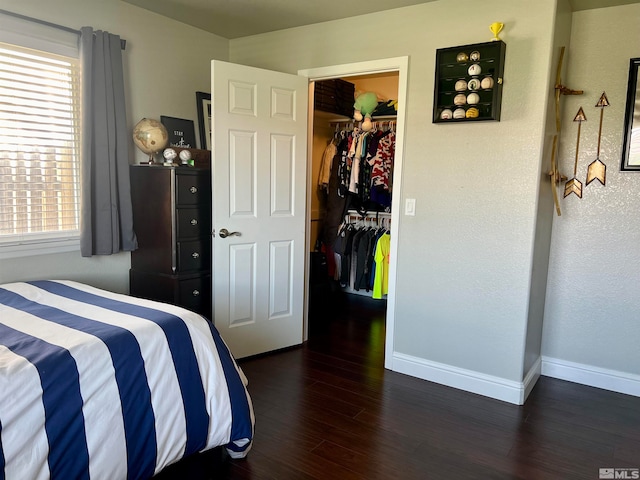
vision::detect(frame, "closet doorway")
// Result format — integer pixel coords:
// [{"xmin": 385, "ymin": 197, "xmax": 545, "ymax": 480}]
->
[{"xmin": 299, "ymin": 57, "xmax": 408, "ymax": 370}]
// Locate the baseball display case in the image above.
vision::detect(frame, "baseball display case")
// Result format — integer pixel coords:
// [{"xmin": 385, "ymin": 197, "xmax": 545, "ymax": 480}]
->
[{"xmin": 433, "ymin": 40, "xmax": 506, "ymax": 123}]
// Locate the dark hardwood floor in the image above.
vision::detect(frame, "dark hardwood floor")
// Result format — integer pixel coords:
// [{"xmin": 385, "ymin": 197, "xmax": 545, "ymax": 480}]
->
[{"xmin": 166, "ymin": 289, "xmax": 640, "ymax": 479}]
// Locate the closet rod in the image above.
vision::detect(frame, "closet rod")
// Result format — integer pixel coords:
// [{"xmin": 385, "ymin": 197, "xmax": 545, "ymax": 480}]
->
[
  {"xmin": 347, "ymin": 209, "xmax": 391, "ymax": 215},
  {"xmin": 0, "ymin": 9, "xmax": 127, "ymax": 50},
  {"xmin": 328, "ymin": 115, "xmax": 397, "ymax": 124},
  {"xmin": 346, "ymin": 210, "xmax": 391, "ymax": 223}
]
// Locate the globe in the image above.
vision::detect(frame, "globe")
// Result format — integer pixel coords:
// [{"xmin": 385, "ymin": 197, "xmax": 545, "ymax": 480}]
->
[{"xmin": 133, "ymin": 118, "xmax": 168, "ymax": 163}]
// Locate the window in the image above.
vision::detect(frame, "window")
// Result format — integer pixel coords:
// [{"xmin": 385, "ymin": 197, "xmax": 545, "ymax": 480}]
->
[{"xmin": 0, "ymin": 17, "xmax": 81, "ymax": 257}]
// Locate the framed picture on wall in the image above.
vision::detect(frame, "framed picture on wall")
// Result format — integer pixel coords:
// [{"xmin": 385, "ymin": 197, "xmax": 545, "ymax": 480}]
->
[
  {"xmin": 196, "ymin": 91, "xmax": 212, "ymax": 150},
  {"xmin": 160, "ymin": 115, "xmax": 197, "ymax": 148}
]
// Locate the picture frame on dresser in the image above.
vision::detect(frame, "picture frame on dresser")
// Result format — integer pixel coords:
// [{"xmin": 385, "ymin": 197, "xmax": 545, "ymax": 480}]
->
[
  {"xmin": 196, "ymin": 91, "xmax": 212, "ymax": 150},
  {"xmin": 433, "ymin": 40, "xmax": 506, "ymax": 123},
  {"xmin": 160, "ymin": 115, "xmax": 197, "ymax": 148}
]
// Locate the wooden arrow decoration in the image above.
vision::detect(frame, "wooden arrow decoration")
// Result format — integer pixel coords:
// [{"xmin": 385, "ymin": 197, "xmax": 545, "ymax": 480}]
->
[
  {"xmin": 564, "ymin": 107, "xmax": 586, "ymax": 199},
  {"xmin": 586, "ymin": 91, "xmax": 609, "ymax": 186},
  {"xmin": 564, "ymin": 181, "xmax": 583, "ymax": 198},
  {"xmin": 548, "ymin": 46, "xmax": 582, "ymax": 215}
]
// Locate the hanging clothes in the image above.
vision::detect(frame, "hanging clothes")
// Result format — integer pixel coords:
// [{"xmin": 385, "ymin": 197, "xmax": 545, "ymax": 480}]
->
[
  {"xmin": 333, "ymin": 211, "xmax": 390, "ymax": 297},
  {"xmin": 317, "ymin": 139, "xmax": 337, "ymax": 191},
  {"xmin": 369, "ymin": 130, "xmax": 395, "ymax": 211},
  {"xmin": 320, "ymin": 120, "xmax": 396, "ymax": 216},
  {"xmin": 334, "ymin": 222, "xmax": 357, "ymax": 288},
  {"xmin": 318, "ymin": 119, "xmax": 396, "ymax": 282},
  {"xmin": 354, "ymin": 226, "xmax": 378, "ymax": 291},
  {"xmin": 372, "ymin": 232, "xmax": 391, "ymax": 299},
  {"xmin": 321, "ymin": 132, "xmax": 350, "ymax": 249},
  {"xmin": 349, "ymin": 131, "xmax": 368, "ymax": 194}
]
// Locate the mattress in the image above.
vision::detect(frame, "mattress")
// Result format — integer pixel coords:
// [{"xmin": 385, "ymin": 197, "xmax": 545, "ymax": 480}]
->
[{"xmin": 0, "ymin": 280, "xmax": 254, "ymax": 479}]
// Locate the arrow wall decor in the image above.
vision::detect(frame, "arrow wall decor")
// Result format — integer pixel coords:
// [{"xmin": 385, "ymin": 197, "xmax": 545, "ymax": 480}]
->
[
  {"xmin": 564, "ymin": 107, "xmax": 586, "ymax": 199},
  {"xmin": 586, "ymin": 92, "xmax": 609, "ymax": 186}
]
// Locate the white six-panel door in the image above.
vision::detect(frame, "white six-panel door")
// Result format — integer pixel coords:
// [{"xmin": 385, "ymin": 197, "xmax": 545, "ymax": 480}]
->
[{"xmin": 210, "ymin": 60, "xmax": 308, "ymax": 358}]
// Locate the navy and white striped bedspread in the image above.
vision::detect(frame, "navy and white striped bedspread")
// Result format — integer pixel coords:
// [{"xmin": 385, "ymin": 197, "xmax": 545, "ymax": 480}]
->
[{"xmin": 0, "ymin": 280, "xmax": 254, "ymax": 480}]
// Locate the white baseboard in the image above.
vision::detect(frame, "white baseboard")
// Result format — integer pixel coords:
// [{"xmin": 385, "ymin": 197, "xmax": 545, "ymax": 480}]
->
[
  {"xmin": 541, "ymin": 356, "xmax": 640, "ymax": 397},
  {"xmin": 390, "ymin": 353, "xmax": 541, "ymax": 405},
  {"xmin": 523, "ymin": 357, "xmax": 542, "ymax": 401}
]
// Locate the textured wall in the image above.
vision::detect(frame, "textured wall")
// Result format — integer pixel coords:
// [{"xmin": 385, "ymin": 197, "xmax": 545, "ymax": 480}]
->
[
  {"xmin": 231, "ymin": 0, "xmax": 557, "ymax": 382},
  {"xmin": 542, "ymin": 3, "xmax": 640, "ymax": 375},
  {"xmin": 523, "ymin": 0, "xmax": 573, "ymax": 378}
]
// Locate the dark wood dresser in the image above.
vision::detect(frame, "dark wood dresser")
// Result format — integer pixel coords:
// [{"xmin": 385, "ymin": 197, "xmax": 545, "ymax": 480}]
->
[{"xmin": 129, "ymin": 165, "xmax": 212, "ymax": 320}]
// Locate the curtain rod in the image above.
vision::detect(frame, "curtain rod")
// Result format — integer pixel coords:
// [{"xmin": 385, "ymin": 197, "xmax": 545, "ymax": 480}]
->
[{"xmin": 0, "ymin": 9, "xmax": 127, "ymax": 50}]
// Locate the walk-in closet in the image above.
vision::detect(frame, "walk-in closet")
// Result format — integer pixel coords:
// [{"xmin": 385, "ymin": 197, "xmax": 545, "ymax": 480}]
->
[{"xmin": 308, "ymin": 72, "xmax": 399, "ymax": 362}]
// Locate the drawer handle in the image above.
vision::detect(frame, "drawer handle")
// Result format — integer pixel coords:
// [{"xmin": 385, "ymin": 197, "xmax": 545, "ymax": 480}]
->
[
  {"xmin": 192, "ymin": 252, "xmax": 200, "ymax": 259},
  {"xmin": 192, "ymin": 289, "xmax": 200, "ymax": 297},
  {"xmin": 190, "ymin": 186, "xmax": 198, "ymax": 194},
  {"xmin": 190, "ymin": 219, "xmax": 198, "ymax": 226}
]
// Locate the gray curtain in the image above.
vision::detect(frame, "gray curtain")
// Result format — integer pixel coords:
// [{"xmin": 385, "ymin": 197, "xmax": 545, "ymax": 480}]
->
[{"xmin": 79, "ymin": 27, "xmax": 137, "ymax": 257}]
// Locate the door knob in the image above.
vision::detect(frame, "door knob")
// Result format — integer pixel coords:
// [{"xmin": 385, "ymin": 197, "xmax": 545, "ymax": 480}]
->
[{"xmin": 219, "ymin": 228, "xmax": 241, "ymax": 238}]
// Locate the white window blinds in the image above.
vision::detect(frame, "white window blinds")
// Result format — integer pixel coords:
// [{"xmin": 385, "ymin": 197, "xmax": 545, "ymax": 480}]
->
[{"xmin": 0, "ymin": 41, "xmax": 81, "ymax": 244}]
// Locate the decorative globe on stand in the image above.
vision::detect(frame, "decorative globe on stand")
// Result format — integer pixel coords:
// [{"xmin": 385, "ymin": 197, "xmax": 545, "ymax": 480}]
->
[{"xmin": 133, "ymin": 118, "xmax": 169, "ymax": 164}]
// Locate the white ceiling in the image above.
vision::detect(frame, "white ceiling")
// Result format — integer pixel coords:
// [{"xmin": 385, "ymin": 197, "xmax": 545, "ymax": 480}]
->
[{"xmin": 121, "ymin": 0, "xmax": 640, "ymax": 39}]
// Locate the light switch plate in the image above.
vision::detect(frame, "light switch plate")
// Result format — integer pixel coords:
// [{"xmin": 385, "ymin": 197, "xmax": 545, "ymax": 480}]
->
[{"xmin": 405, "ymin": 198, "xmax": 416, "ymax": 216}]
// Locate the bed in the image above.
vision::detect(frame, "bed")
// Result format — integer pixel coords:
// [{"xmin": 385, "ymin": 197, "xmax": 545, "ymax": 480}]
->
[{"xmin": 0, "ymin": 280, "xmax": 254, "ymax": 479}]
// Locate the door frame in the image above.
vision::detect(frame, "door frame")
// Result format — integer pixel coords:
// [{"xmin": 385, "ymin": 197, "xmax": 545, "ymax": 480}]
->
[{"xmin": 298, "ymin": 56, "xmax": 409, "ymax": 370}]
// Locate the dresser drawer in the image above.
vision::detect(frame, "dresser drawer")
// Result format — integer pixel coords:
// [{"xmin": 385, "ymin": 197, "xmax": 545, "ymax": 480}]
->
[
  {"xmin": 176, "ymin": 172, "xmax": 210, "ymax": 206},
  {"xmin": 129, "ymin": 269, "xmax": 211, "ymax": 320},
  {"xmin": 178, "ymin": 276, "xmax": 211, "ymax": 315},
  {"xmin": 176, "ymin": 207, "xmax": 209, "ymax": 239},
  {"xmin": 177, "ymin": 240, "xmax": 209, "ymax": 272}
]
